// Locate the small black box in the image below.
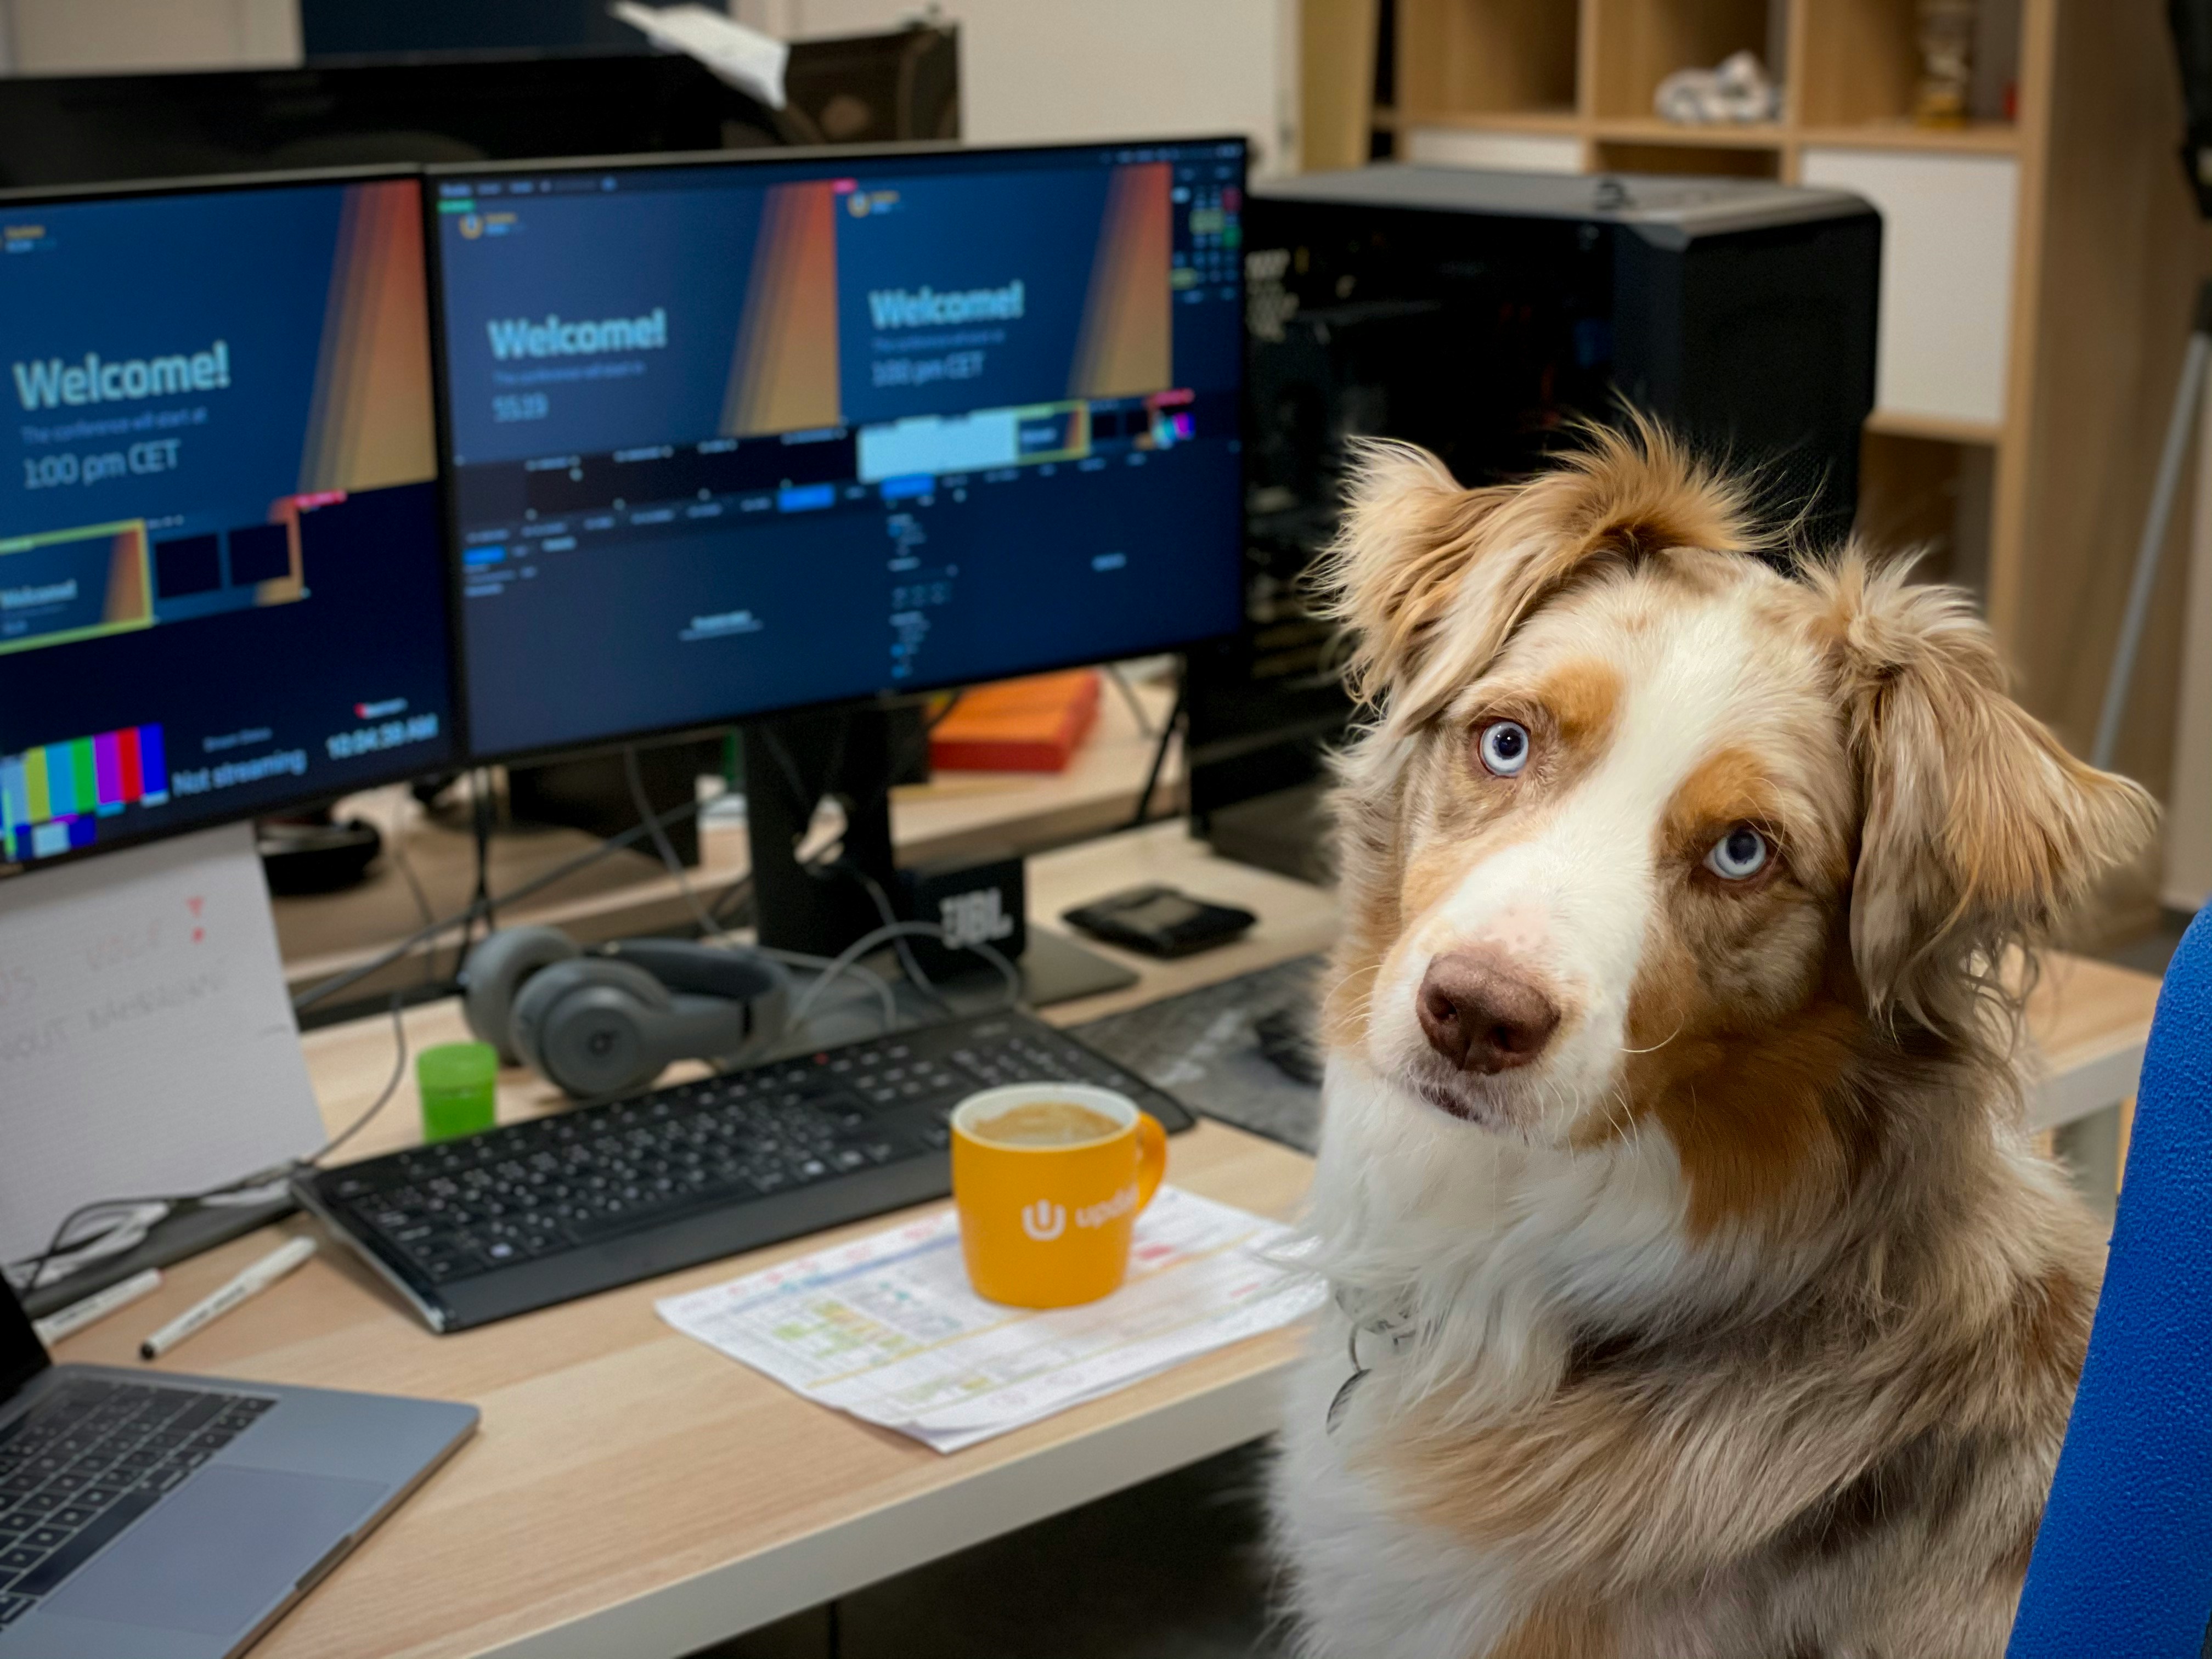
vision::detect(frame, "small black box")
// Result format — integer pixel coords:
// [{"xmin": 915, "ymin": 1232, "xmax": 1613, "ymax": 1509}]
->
[
  {"xmin": 901, "ymin": 851, "xmax": 1026, "ymax": 982},
  {"xmin": 153, "ymin": 533, "xmax": 221, "ymax": 599},
  {"xmin": 227, "ymin": 522, "xmax": 291, "ymax": 585}
]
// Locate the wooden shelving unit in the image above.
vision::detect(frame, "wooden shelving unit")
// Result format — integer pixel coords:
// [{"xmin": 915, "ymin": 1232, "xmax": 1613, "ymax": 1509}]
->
[
  {"xmin": 1307, "ymin": 0, "xmax": 2211, "ymax": 932},
  {"xmin": 1384, "ymin": 0, "xmax": 2027, "ymax": 175}
]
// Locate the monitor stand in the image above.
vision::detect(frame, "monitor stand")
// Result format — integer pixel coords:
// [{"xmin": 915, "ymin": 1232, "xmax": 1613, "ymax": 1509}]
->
[{"xmin": 741, "ymin": 706, "xmax": 1137, "ymax": 1009}]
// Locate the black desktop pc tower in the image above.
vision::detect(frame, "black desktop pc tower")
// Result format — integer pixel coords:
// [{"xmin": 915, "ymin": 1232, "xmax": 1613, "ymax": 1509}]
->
[{"xmin": 1194, "ymin": 165, "xmax": 1880, "ymax": 878}]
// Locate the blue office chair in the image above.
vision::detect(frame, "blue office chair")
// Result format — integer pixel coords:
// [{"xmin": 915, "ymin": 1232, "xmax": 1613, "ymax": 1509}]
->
[{"xmin": 2009, "ymin": 906, "xmax": 2212, "ymax": 1658}]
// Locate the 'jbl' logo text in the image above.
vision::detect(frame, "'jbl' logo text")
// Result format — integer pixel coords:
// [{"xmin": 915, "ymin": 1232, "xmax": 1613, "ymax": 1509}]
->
[{"xmin": 939, "ymin": 888, "xmax": 1014, "ymax": 949}]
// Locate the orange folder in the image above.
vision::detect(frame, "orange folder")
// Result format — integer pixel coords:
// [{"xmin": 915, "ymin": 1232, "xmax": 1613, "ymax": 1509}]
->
[{"xmin": 929, "ymin": 670, "xmax": 1102, "ymax": 773}]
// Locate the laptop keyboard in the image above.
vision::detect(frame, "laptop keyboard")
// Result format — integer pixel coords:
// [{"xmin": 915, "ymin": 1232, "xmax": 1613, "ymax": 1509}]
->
[{"xmin": 0, "ymin": 1379, "xmax": 273, "ymax": 1624}]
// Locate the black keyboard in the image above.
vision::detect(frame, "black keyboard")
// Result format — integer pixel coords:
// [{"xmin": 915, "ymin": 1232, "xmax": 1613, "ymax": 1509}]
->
[
  {"xmin": 297, "ymin": 1008, "xmax": 1197, "ymax": 1333},
  {"xmin": 0, "ymin": 1379, "xmax": 274, "ymax": 1623}
]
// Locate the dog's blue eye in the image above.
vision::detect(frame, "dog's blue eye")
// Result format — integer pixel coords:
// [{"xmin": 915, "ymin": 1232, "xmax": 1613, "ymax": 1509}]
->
[
  {"xmin": 1477, "ymin": 721, "xmax": 1531, "ymax": 777},
  {"xmin": 1705, "ymin": 825, "xmax": 1770, "ymax": 881}
]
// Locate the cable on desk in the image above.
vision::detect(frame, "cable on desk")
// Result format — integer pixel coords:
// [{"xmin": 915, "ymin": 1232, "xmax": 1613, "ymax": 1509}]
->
[
  {"xmin": 624, "ymin": 744, "xmax": 728, "ymax": 941},
  {"xmin": 380, "ymin": 794, "xmax": 445, "ymax": 989},
  {"xmin": 830, "ymin": 856, "xmax": 951, "ymax": 1014},
  {"xmin": 1102, "ymin": 661, "xmax": 1160, "ymax": 738},
  {"xmin": 622, "ymin": 744, "xmax": 898, "ymax": 1035},
  {"xmin": 1127, "ymin": 669, "xmax": 1186, "ymax": 832},
  {"xmin": 757, "ymin": 946, "xmax": 899, "ymax": 1031},
  {"xmin": 307, "ymin": 992, "xmax": 414, "ymax": 1169},
  {"xmin": 6, "ymin": 996, "xmax": 414, "ymax": 1294},
  {"xmin": 787, "ymin": 921, "xmax": 1019, "ymax": 1031},
  {"xmin": 753, "ymin": 695, "xmax": 963, "ymax": 874},
  {"xmin": 290, "ymin": 791, "xmax": 709, "ymax": 1017}
]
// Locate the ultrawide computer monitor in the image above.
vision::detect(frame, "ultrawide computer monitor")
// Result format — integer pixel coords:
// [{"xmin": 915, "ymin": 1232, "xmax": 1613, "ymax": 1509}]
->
[
  {"xmin": 430, "ymin": 138, "xmax": 1247, "ymax": 761},
  {"xmin": 0, "ymin": 170, "xmax": 459, "ymax": 870}
]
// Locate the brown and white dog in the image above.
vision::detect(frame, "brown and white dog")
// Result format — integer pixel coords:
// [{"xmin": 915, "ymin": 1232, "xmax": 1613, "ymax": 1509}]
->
[{"xmin": 1268, "ymin": 423, "xmax": 2156, "ymax": 1659}]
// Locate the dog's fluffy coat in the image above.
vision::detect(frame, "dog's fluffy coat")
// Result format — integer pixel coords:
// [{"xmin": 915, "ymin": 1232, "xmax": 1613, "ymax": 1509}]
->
[{"xmin": 1269, "ymin": 425, "xmax": 2155, "ymax": 1659}]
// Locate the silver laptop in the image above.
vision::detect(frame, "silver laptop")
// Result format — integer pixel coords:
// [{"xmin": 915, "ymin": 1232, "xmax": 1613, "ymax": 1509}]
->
[{"xmin": 0, "ymin": 1277, "xmax": 475, "ymax": 1656}]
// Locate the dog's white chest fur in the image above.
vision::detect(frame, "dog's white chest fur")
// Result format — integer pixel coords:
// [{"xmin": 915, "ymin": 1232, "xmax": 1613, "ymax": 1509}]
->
[
  {"xmin": 1268, "ymin": 1056, "xmax": 1703, "ymax": 1659},
  {"xmin": 1272, "ymin": 1316, "xmax": 1522, "ymax": 1659}
]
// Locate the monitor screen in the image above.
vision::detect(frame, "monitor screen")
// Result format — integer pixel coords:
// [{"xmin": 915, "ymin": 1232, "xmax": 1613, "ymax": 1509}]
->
[
  {"xmin": 431, "ymin": 139, "xmax": 1246, "ymax": 760},
  {"xmin": 0, "ymin": 173, "xmax": 459, "ymax": 870},
  {"xmin": 0, "ymin": 1274, "xmax": 47, "ymax": 1401}
]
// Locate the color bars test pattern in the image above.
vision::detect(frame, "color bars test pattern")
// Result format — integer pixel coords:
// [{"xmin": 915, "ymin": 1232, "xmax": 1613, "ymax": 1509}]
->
[{"xmin": 1, "ymin": 724, "xmax": 168, "ymax": 861}]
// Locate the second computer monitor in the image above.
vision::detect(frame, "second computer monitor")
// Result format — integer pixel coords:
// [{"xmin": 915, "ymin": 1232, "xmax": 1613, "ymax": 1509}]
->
[
  {"xmin": 0, "ymin": 170, "xmax": 459, "ymax": 871},
  {"xmin": 431, "ymin": 139, "xmax": 1246, "ymax": 760}
]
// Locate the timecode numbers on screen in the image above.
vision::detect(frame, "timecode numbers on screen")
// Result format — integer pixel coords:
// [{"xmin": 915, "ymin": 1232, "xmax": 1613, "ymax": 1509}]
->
[{"xmin": 326, "ymin": 713, "xmax": 442, "ymax": 760}]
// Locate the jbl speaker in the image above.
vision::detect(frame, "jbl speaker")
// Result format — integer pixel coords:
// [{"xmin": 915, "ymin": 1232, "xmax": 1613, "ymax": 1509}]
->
[{"xmin": 900, "ymin": 852, "xmax": 1026, "ymax": 981}]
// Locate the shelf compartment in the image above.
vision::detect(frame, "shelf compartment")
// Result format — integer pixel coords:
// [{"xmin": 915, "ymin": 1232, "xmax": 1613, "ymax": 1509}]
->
[
  {"xmin": 1592, "ymin": 139, "xmax": 1781, "ymax": 179},
  {"xmin": 1396, "ymin": 0, "xmax": 1580, "ymax": 123},
  {"xmin": 1863, "ymin": 408, "xmax": 2002, "ymax": 445},
  {"xmin": 1799, "ymin": 146, "xmax": 2018, "ymax": 430},
  {"xmin": 1410, "ymin": 108, "xmax": 1584, "ymax": 133},
  {"xmin": 1589, "ymin": 0, "xmax": 1779, "ymax": 122},
  {"xmin": 1855, "ymin": 428, "xmax": 1995, "ymax": 596},
  {"xmin": 1593, "ymin": 116, "xmax": 1788, "ymax": 148},
  {"xmin": 1796, "ymin": 119, "xmax": 2019, "ymax": 154},
  {"xmin": 1404, "ymin": 125, "xmax": 1587, "ymax": 174},
  {"xmin": 1797, "ymin": 0, "xmax": 2023, "ymax": 128}
]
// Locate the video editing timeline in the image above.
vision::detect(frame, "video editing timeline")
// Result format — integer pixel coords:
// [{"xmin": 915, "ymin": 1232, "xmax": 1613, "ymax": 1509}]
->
[
  {"xmin": 0, "ymin": 177, "xmax": 459, "ymax": 867},
  {"xmin": 435, "ymin": 140, "xmax": 1247, "ymax": 759}
]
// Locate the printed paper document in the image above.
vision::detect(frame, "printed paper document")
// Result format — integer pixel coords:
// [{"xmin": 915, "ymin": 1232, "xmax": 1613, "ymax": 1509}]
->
[{"xmin": 656, "ymin": 1187, "xmax": 1322, "ymax": 1452}]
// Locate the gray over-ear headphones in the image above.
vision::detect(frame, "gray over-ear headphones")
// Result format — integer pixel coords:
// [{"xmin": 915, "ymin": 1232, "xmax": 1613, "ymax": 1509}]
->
[{"xmin": 459, "ymin": 926, "xmax": 792, "ymax": 1099}]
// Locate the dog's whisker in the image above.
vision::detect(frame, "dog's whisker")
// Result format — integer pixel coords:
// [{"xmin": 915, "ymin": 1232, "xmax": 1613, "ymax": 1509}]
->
[{"xmin": 1617, "ymin": 1022, "xmax": 1685, "ymax": 1056}]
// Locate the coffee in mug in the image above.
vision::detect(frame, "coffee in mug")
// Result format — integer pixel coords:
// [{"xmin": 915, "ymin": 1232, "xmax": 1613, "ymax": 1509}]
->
[{"xmin": 968, "ymin": 1100, "xmax": 1123, "ymax": 1148}]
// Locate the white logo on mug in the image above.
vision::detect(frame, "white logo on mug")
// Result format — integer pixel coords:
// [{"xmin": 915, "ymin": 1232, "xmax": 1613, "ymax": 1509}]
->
[
  {"xmin": 1020, "ymin": 1200, "xmax": 1067, "ymax": 1241},
  {"xmin": 1075, "ymin": 1184, "xmax": 1139, "ymax": 1231}
]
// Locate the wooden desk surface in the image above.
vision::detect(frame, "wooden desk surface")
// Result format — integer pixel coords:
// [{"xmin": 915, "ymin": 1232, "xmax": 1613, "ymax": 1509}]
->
[
  {"xmin": 276, "ymin": 674, "xmax": 1182, "ymax": 1005},
  {"xmin": 47, "ymin": 825, "xmax": 2158, "ymax": 1657},
  {"xmin": 2022, "ymin": 950, "xmax": 2165, "ymax": 1132},
  {"xmin": 54, "ymin": 826, "xmax": 1328, "ymax": 1659}
]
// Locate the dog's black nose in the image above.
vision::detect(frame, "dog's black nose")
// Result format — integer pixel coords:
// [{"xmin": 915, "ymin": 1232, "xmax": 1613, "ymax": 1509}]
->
[{"xmin": 1417, "ymin": 953, "xmax": 1560, "ymax": 1074}]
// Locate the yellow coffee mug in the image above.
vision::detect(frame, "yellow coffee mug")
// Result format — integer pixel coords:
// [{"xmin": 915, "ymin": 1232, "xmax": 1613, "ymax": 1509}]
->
[{"xmin": 951, "ymin": 1083, "xmax": 1168, "ymax": 1308}]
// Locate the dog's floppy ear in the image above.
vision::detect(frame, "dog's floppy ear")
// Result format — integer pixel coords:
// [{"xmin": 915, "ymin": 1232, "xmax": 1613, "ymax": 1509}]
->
[
  {"xmin": 1821, "ymin": 554, "xmax": 2157, "ymax": 1019},
  {"xmin": 1316, "ymin": 419, "xmax": 1758, "ymax": 731},
  {"xmin": 1315, "ymin": 439, "xmax": 1493, "ymax": 707}
]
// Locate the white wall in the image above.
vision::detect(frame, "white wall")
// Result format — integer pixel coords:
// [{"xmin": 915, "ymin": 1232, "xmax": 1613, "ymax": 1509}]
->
[
  {"xmin": 1403, "ymin": 128, "xmax": 1582, "ymax": 174},
  {"xmin": 738, "ymin": 0, "xmax": 1297, "ymax": 173},
  {"xmin": 4, "ymin": 0, "xmax": 1296, "ymax": 177},
  {"xmin": 1798, "ymin": 148, "xmax": 2018, "ymax": 429},
  {"xmin": 7, "ymin": 0, "xmax": 297, "ymax": 73}
]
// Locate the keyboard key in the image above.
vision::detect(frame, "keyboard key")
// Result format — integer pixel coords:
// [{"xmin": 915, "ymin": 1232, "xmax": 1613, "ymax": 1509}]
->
[
  {"xmin": 15, "ymin": 1487, "xmax": 160, "ymax": 1596},
  {"xmin": 0, "ymin": 1594, "xmax": 29, "ymax": 1624}
]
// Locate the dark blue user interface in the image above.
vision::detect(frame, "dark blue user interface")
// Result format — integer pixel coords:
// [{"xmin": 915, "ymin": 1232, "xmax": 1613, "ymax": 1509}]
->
[
  {"xmin": 433, "ymin": 139, "xmax": 1246, "ymax": 759},
  {"xmin": 0, "ymin": 176, "xmax": 456, "ymax": 868}
]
